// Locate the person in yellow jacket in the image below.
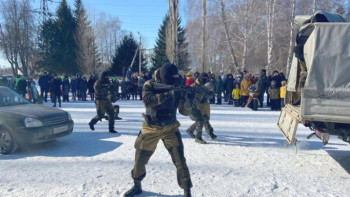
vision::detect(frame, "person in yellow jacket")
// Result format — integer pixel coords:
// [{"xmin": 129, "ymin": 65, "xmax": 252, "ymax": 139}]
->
[
  {"xmin": 232, "ymin": 84, "xmax": 240, "ymax": 107},
  {"xmin": 240, "ymin": 73, "xmax": 252, "ymax": 107},
  {"xmin": 280, "ymin": 81, "xmax": 286, "ymax": 108}
]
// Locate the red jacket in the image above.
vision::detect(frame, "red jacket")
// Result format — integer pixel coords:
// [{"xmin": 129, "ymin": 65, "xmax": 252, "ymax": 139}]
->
[{"xmin": 185, "ymin": 78, "xmax": 194, "ymax": 86}]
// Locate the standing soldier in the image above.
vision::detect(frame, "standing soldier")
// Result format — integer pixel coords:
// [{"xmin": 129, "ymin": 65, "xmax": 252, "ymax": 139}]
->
[
  {"xmin": 88, "ymin": 71, "xmax": 118, "ymax": 133},
  {"xmin": 186, "ymin": 72, "xmax": 217, "ymax": 144},
  {"xmin": 123, "ymin": 64, "xmax": 193, "ymax": 197}
]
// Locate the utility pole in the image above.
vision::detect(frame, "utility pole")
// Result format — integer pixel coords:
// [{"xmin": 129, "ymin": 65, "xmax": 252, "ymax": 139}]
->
[
  {"xmin": 138, "ymin": 32, "xmax": 142, "ymax": 75},
  {"xmin": 201, "ymin": 0, "xmax": 207, "ymax": 72}
]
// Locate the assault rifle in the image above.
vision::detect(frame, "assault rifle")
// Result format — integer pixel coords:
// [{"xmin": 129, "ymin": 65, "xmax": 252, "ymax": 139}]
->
[{"xmin": 150, "ymin": 81, "xmax": 213, "ymax": 106}]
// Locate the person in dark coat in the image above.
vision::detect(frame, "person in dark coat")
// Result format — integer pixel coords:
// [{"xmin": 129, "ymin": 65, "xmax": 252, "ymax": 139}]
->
[
  {"xmin": 16, "ymin": 77, "xmax": 27, "ymax": 98},
  {"xmin": 76, "ymin": 73, "xmax": 82, "ymax": 100},
  {"xmin": 38, "ymin": 72, "xmax": 51, "ymax": 102},
  {"xmin": 225, "ymin": 74, "xmax": 235, "ymax": 104},
  {"xmin": 257, "ymin": 69, "xmax": 269, "ymax": 108},
  {"xmin": 208, "ymin": 75, "xmax": 216, "ymax": 104},
  {"xmin": 80, "ymin": 77, "xmax": 88, "ymax": 101},
  {"xmin": 137, "ymin": 73, "xmax": 147, "ymax": 100},
  {"xmin": 62, "ymin": 76, "xmax": 70, "ymax": 102},
  {"xmin": 71, "ymin": 76, "xmax": 77, "ymax": 101},
  {"xmin": 88, "ymin": 75, "xmax": 96, "ymax": 101},
  {"xmin": 50, "ymin": 74, "xmax": 62, "ymax": 107},
  {"xmin": 120, "ymin": 78, "xmax": 126, "ymax": 100},
  {"xmin": 215, "ymin": 76, "xmax": 223, "ymax": 105}
]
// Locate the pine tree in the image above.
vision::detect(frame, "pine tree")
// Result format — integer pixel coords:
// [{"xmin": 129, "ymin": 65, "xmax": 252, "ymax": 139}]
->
[
  {"xmin": 110, "ymin": 33, "xmax": 146, "ymax": 77},
  {"xmin": 151, "ymin": 15, "xmax": 190, "ymax": 71},
  {"xmin": 177, "ymin": 17, "xmax": 190, "ymax": 71},
  {"xmin": 56, "ymin": 0, "xmax": 79, "ymax": 74},
  {"xmin": 151, "ymin": 15, "xmax": 170, "ymax": 71},
  {"xmin": 74, "ymin": 0, "xmax": 99, "ymax": 75},
  {"xmin": 38, "ymin": 18, "xmax": 60, "ymax": 72}
]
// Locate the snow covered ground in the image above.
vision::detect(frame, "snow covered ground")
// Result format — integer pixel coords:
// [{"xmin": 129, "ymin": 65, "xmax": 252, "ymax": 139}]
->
[{"xmin": 1, "ymin": 100, "xmax": 350, "ymax": 197}]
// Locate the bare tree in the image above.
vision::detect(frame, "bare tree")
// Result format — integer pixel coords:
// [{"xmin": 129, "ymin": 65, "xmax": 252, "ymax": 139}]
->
[
  {"xmin": 0, "ymin": 0, "xmax": 35, "ymax": 77},
  {"xmin": 92, "ymin": 13, "xmax": 122, "ymax": 70},
  {"xmin": 219, "ymin": 0, "xmax": 239, "ymax": 74}
]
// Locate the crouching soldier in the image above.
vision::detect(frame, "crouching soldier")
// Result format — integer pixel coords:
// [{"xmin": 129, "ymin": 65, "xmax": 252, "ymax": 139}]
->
[
  {"xmin": 123, "ymin": 63, "xmax": 193, "ymax": 197},
  {"xmin": 88, "ymin": 71, "xmax": 118, "ymax": 133},
  {"xmin": 186, "ymin": 72, "xmax": 217, "ymax": 144}
]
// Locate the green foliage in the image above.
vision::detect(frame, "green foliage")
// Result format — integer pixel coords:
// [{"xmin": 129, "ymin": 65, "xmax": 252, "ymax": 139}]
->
[
  {"xmin": 110, "ymin": 33, "xmax": 146, "ymax": 77},
  {"xmin": 151, "ymin": 15, "xmax": 170, "ymax": 71},
  {"xmin": 151, "ymin": 14, "xmax": 190, "ymax": 72},
  {"xmin": 38, "ymin": 0, "xmax": 80, "ymax": 75}
]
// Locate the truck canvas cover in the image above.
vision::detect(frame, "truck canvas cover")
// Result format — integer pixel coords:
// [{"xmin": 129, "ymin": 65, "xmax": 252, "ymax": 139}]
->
[{"xmin": 301, "ymin": 22, "xmax": 350, "ymax": 123}]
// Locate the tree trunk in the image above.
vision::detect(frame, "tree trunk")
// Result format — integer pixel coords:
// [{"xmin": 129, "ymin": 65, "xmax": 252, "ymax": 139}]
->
[
  {"xmin": 286, "ymin": 0, "xmax": 296, "ymax": 76},
  {"xmin": 266, "ymin": 0, "xmax": 276, "ymax": 74},
  {"xmin": 201, "ymin": 0, "xmax": 207, "ymax": 72},
  {"xmin": 242, "ymin": 0, "xmax": 249, "ymax": 72},
  {"xmin": 167, "ymin": 0, "xmax": 179, "ymax": 65},
  {"xmin": 219, "ymin": 0, "xmax": 239, "ymax": 74}
]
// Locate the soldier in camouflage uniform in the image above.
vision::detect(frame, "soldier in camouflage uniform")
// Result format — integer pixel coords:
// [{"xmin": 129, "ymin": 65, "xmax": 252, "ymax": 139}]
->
[
  {"xmin": 292, "ymin": 60, "xmax": 307, "ymax": 106},
  {"xmin": 186, "ymin": 72, "xmax": 217, "ymax": 144},
  {"xmin": 88, "ymin": 71, "xmax": 118, "ymax": 133},
  {"xmin": 123, "ymin": 64, "xmax": 193, "ymax": 197}
]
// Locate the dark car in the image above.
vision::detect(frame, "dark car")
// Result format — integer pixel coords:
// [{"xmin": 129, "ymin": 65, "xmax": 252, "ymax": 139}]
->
[{"xmin": 0, "ymin": 86, "xmax": 74, "ymax": 154}]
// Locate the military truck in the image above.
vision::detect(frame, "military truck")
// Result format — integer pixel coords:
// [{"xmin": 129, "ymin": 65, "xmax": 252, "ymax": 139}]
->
[{"xmin": 278, "ymin": 11, "xmax": 350, "ymax": 145}]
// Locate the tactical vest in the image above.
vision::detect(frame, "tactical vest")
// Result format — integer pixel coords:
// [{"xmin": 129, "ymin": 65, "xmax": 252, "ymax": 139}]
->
[{"xmin": 145, "ymin": 82, "xmax": 181, "ymax": 127}]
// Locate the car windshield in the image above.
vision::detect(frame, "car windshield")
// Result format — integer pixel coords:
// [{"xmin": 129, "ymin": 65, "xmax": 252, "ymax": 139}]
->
[{"xmin": 0, "ymin": 88, "xmax": 30, "ymax": 107}]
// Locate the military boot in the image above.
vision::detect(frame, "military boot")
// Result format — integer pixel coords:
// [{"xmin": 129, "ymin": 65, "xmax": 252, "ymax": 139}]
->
[
  {"xmin": 195, "ymin": 131, "xmax": 206, "ymax": 144},
  {"xmin": 209, "ymin": 133, "xmax": 217, "ymax": 140},
  {"xmin": 89, "ymin": 119, "xmax": 98, "ymax": 131},
  {"xmin": 109, "ymin": 128, "xmax": 118, "ymax": 133},
  {"xmin": 184, "ymin": 189, "xmax": 192, "ymax": 197},
  {"xmin": 186, "ymin": 129, "xmax": 195, "ymax": 138},
  {"xmin": 123, "ymin": 181, "xmax": 142, "ymax": 197}
]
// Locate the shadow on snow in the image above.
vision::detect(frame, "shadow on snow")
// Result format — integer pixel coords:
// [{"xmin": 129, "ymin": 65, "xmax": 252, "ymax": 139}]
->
[{"xmin": 0, "ymin": 132, "xmax": 122, "ymax": 160}]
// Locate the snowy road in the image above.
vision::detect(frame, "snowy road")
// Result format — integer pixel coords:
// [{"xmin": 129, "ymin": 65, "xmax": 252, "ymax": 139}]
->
[{"xmin": 1, "ymin": 100, "xmax": 350, "ymax": 197}]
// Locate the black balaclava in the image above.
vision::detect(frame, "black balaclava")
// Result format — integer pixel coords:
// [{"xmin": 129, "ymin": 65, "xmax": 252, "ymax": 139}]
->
[
  {"xmin": 100, "ymin": 71, "xmax": 110, "ymax": 80},
  {"xmin": 199, "ymin": 72, "xmax": 209, "ymax": 84},
  {"xmin": 159, "ymin": 63, "xmax": 178, "ymax": 85}
]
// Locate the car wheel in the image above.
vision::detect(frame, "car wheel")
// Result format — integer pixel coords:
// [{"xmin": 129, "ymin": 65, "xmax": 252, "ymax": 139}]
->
[{"xmin": 0, "ymin": 129, "xmax": 18, "ymax": 154}]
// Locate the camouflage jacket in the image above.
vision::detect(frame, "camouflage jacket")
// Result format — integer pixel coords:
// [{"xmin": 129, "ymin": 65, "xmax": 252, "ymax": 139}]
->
[
  {"xmin": 94, "ymin": 79, "xmax": 117, "ymax": 101},
  {"xmin": 143, "ymin": 79, "xmax": 190, "ymax": 127}
]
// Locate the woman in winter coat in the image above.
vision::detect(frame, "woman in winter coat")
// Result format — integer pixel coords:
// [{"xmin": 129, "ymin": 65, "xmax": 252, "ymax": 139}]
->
[{"xmin": 240, "ymin": 73, "xmax": 252, "ymax": 107}]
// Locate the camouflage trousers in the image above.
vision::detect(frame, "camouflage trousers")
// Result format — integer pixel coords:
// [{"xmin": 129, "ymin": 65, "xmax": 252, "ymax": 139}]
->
[
  {"xmin": 90, "ymin": 100, "xmax": 115, "ymax": 129},
  {"xmin": 131, "ymin": 121, "xmax": 192, "ymax": 190},
  {"xmin": 188, "ymin": 104, "xmax": 214, "ymax": 140}
]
